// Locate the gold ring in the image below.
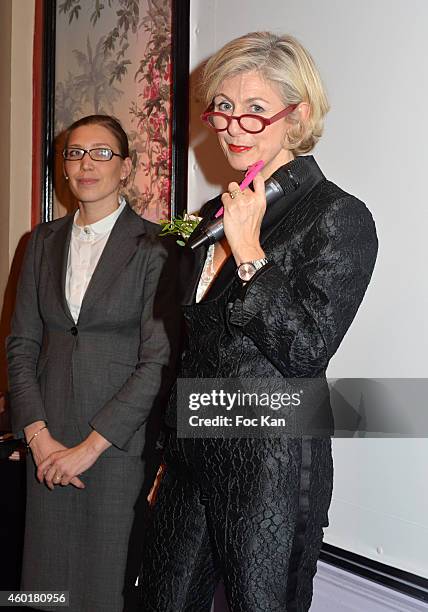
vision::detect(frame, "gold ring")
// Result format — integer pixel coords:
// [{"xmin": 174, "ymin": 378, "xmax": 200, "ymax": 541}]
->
[
  {"xmin": 54, "ymin": 474, "xmax": 62, "ymax": 483},
  {"xmin": 229, "ymin": 189, "xmax": 241, "ymax": 199}
]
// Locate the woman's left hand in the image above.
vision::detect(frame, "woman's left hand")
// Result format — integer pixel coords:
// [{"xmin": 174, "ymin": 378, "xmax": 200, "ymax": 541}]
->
[
  {"xmin": 37, "ymin": 431, "xmax": 111, "ymax": 489},
  {"xmin": 222, "ymin": 173, "xmax": 266, "ymax": 265},
  {"xmin": 147, "ymin": 463, "xmax": 166, "ymax": 507}
]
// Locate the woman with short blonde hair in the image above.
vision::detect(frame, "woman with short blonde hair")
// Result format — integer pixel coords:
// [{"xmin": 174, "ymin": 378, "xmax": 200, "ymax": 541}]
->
[
  {"xmin": 200, "ymin": 31, "xmax": 330, "ymax": 154},
  {"xmin": 140, "ymin": 32, "xmax": 377, "ymax": 611}
]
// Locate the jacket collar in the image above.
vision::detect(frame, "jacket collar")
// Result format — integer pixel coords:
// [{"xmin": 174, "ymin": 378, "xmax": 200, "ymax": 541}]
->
[{"xmin": 44, "ymin": 203, "xmax": 146, "ymax": 323}]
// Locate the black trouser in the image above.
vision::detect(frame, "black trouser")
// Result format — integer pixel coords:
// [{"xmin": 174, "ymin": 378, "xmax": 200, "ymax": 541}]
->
[{"xmin": 139, "ymin": 434, "xmax": 333, "ymax": 612}]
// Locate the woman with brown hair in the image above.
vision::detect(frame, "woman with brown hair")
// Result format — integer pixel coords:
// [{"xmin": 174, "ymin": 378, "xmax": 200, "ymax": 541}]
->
[{"xmin": 8, "ymin": 115, "xmax": 177, "ymax": 611}]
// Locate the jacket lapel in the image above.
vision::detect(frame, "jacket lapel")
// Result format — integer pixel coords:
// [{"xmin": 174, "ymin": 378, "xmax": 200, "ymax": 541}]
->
[
  {"xmin": 44, "ymin": 215, "xmax": 74, "ymax": 322},
  {"xmin": 77, "ymin": 205, "xmax": 145, "ymax": 322}
]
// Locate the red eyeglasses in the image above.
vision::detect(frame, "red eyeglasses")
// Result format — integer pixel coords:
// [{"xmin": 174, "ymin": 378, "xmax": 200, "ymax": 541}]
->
[{"xmin": 201, "ymin": 104, "xmax": 297, "ymax": 134}]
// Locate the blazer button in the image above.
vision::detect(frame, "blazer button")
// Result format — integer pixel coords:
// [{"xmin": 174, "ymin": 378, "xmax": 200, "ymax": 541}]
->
[{"xmin": 70, "ymin": 326, "xmax": 78, "ymax": 336}]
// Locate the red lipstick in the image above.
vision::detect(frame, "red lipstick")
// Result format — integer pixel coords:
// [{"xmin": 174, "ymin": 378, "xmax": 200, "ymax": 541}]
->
[{"xmin": 228, "ymin": 144, "xmax": 252, "ymax": 153}]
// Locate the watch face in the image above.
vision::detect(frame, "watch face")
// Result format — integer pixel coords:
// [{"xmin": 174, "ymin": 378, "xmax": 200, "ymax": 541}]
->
[{"xmin": 237, "ymin": 262, "xmax": 257, "ymax": 282}]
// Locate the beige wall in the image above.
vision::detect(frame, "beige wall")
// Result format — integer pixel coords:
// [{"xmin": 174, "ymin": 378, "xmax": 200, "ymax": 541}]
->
[
  {"xmin": 0, "ymin": 0, "xmax": 34, "ymax": 278},
  {"xmin": 0, "ymin": 0, "xmax": 35, "ymax": 392},
  {"xmin": 9, "ymin": 0, "xmax": 34, "ymax": 258},
  {"xmin": 0, "ymin": 0, "xmax": 12, "ymax": 304}
]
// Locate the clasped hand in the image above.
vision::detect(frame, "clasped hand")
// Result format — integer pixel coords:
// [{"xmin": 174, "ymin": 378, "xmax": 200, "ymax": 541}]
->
[
  {"xmin": 222, "ymin": 173, "xmax": 266, "ymax": 264},
  {"xmin": 30, "ymin": 428, "xmax": 111, "ymax": 490},
  {"xmin": 37, "ymin": 441, "xmax": 102, "ymax": 490}
]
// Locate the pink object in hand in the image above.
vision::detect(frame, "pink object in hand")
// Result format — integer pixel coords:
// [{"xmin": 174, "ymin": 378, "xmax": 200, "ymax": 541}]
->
[{"xmin": 215, "ymin": 160, "xmax": 265, "ymax": 218}]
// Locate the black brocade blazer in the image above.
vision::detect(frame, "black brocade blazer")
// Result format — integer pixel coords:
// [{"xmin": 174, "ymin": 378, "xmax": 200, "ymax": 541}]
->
[{"xmin": 166, "ymin": 156, "xmax": 378, "ymax": 430}]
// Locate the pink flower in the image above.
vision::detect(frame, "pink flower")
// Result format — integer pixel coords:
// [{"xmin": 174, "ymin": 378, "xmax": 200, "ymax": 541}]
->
[
  {"xmin": 150, "ymin": 82, "xmax": 159, "ymax": 99},
  {"xmin": 159, "ymin": 177, "xmax": 170, "ymax": 201},
  {"xmin": 164, "ymin": 61, "xmax": 172, "ymax": 82},
  {"xmin": 158, "ymin": 147, "xmax": 169, "ymax": 162}
]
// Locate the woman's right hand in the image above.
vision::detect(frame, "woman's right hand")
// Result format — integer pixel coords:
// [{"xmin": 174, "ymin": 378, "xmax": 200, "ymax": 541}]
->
[
  {"xmin": 26, "ymin": 424, "xmax": 85, "ymax": 489},
  {"xmin": 222, "ymin": 174, "xmax": 267, "ymax": 266}
]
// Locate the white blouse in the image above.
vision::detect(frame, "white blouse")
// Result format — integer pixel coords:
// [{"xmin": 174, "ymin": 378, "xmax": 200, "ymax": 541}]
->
[{"xmin": 65, "ymin": 198, "xmax": 126, "ymax": 323}]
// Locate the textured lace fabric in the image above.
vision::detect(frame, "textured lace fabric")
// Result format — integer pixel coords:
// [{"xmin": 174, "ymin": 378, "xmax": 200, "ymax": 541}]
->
[
  {"xmin": 195, "ymin": 244, "xmax": 216, "ymax": 303},
  {"xmin": 141, "ymin": 158, "xmax": 378, "ymax": 612},
  {"xmin": 141, "ymin": 433, "xmax": 333, "ymax": 612}
]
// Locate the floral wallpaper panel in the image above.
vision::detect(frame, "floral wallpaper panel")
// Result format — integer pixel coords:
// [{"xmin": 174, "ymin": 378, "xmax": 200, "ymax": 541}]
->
[{"xmin": 55, "ymin": 0, "xmax": 172, "ymax": 222}]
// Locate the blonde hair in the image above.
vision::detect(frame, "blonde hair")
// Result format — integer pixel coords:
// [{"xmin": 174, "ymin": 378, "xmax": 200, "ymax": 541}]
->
[{"xmin": 200, "ymin": 32, "xmax": 329, "ymax": 155}]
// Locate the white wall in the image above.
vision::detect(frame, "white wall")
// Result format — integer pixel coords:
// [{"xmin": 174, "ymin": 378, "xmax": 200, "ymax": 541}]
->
[{"xmin": 189, "ymin": 0, "xmax": 428, "ymax": 579}]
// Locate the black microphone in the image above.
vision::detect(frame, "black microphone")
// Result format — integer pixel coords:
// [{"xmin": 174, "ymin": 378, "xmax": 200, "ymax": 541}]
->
[{"xmin": 187, "ymin": 166, "xmax": 299, "ymax": 250}]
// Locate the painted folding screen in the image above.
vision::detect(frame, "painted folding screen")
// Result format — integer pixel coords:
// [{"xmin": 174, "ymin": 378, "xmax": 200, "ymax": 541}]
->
[{"xmin": 36, "ymin": 0, "xmax": 189, "ymax": 222}]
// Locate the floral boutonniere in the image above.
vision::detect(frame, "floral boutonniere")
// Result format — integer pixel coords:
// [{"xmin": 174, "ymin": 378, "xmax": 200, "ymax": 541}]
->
[{"xmin": 159, "ymin": 213, "xmax": 202, "ymax": 246}]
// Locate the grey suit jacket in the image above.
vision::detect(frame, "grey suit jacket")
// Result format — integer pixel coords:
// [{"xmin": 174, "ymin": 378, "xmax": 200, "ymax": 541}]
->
[{"xmin": 7, "ymin": 204, "xmax": 178, "ymax": 457}]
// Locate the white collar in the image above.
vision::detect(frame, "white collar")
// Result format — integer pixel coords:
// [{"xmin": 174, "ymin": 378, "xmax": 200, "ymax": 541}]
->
[{"xmin": 73, "ymin": 196, "xmax": 126, "ymax": 239}]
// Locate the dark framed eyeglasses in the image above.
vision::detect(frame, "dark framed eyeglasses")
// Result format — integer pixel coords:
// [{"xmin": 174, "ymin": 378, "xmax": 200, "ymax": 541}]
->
[
  {"xmin": 201, "ymin": 104, "xmax": 297, "ymax": 134},
  {"xmin": 62, "ymin": 147, "xmax": 125, "ymax": 162}
]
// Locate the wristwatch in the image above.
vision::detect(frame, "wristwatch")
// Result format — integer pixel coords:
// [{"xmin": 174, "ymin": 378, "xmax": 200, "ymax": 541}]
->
[{"xmin": 237, "ymin": 257, "xmax": 269, "ymax": 282}]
